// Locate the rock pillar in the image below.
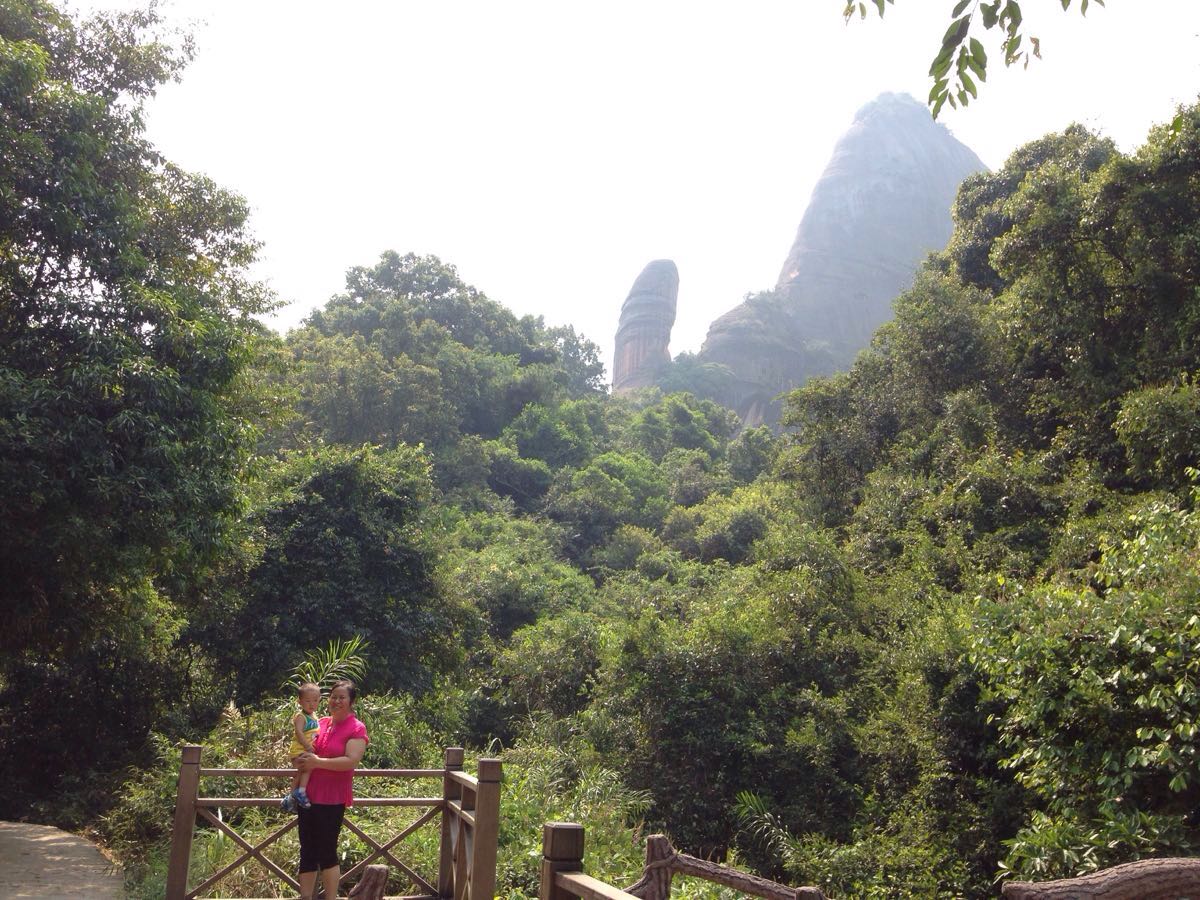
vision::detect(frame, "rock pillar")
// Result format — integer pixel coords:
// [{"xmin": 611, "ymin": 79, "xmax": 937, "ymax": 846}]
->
[{"xmin": 612, "ymin": 259, "xmax": 679, "ymax": 393}]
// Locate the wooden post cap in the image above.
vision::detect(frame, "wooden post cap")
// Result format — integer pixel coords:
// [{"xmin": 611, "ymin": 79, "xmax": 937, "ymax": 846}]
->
[
  {"xmin": 477, "ymin": 758, "xmax": 502, "ymax": 782},
  {"xmin": 181, "ymin": 745, "xmax": 202, "ymax": 763},
  {"xmin": 644, "ymin": 835, "xmax": 672, "ymax": 857},
  {"xmin": 543, "ymin": 823, "xmax": 585, "ymax": 861},
  {"xmin": 444, "ymin": 746, "xmax": 465, "ymax": 767}
]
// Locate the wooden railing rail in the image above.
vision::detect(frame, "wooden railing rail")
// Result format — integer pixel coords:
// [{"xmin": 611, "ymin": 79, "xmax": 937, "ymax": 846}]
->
[
  {"xmin": 1001, "ymin": 857, "xmax": 1200, "ymax": 899},
  {"xmin": 559, "ymin": 871, "xmax": 643, "ymax": 900},
  {"xmin": 199, "ymin": 768, "xmax": 447, "ymax": 777},
  {"xmin": 539, "ymin": 824, "xmax": 825, "ymax": 900},
  {"xmin": 166, "ymin": 744, "xmax": 500, "ymax": 900}
]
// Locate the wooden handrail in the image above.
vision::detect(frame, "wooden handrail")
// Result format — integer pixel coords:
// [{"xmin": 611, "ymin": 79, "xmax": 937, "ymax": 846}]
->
[
  {"xmin": 559, "ymin": 871, "xmax": 642, "ymax": 900},
  {"xmin": 198, "ymin": 767, "xmax": 445, "ymax": 777},
  {"xmin": 444, "ymin": 799, "xmax": 475, "ymax": 825},
  {"xmin": 626, "ymin": 834, "xmax": 823, "ymax": 900},
  {"xmin": 539, "ymin": 825, "xmax": 825, "ymax": 900},
  {"xmin": 1002, "ymin": 857, "xmax": 1200, "ymax": 899},
  {"xmin": 543, "ymin": 822, "xmax": 1200, "ymax": 900},
  {"xmin": 448, "ymin": 768, "xmax": 487, "ymax": 788},
  {"xmin": 194, "ymin": 796, "xmax": 443, "ymax": 807}
]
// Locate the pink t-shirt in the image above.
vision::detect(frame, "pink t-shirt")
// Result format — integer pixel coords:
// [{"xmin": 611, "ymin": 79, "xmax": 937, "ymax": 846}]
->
[{"xmin": 306, "ymin": 714, "xmax": 368, "ymax": 806}]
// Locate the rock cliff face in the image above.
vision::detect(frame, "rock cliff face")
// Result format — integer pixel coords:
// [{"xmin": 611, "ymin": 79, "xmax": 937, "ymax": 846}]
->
[
  {"xmin": 612, "ymin": 259, "xmax": 679, "ymax": 393},
  {"xmin": 695, "ymin": 92, "xmax": 985, "ymax": 426}
]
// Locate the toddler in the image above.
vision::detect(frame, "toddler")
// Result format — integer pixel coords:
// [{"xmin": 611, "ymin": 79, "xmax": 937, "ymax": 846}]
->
[{"xmin": 281, "ymin": 682, "xmax": 321, "ymax": 812}]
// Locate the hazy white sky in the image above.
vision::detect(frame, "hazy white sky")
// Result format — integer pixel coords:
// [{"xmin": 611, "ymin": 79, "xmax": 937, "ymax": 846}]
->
[{"xmin": 71, "ymin": 1, "xmax": 1200, "ymax": 378}]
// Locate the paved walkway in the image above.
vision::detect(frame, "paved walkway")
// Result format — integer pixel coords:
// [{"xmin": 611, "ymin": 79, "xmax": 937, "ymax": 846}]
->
[{"xmin": 0, "ymin": 821, "xmax": 124, "ymax": 898}]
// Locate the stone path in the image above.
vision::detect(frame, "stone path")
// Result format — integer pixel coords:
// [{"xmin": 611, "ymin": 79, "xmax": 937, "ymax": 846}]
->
[{"xmin": 0, "ymin": 821, "xmax": 124, "ymax": 898}]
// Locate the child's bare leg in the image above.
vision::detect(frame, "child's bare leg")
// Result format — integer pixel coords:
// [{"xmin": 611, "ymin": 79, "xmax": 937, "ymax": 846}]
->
[
  {"xmin": 282, "ymin": 758, "xmax": 305, "ymax": 811},
  {"xmin": 290, "ymin": 755, "xmax": 312, "ymax": 807}
]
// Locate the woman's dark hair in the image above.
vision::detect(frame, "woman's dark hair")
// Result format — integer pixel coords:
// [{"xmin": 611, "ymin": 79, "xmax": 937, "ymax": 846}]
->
[{"xmin": 332, "ymin": 679, "xmax": 358, "ymax": 704}]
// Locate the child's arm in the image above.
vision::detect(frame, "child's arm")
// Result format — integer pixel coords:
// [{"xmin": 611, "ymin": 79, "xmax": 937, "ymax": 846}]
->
[{"xmin": 293, "ymin": 713, "xmax": 315, "ymax": 754}]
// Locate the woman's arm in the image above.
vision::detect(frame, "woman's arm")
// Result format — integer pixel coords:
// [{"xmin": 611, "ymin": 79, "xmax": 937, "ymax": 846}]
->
[{"xmin": 298, "ymin": 738, "xmax": 366, "ymax": 772}]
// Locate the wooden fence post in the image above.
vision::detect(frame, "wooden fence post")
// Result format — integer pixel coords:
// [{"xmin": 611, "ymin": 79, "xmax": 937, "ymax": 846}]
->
[
  {"xmin": 626, "ymin": 834, "xmax": 673, "ymax": 900},
  {"xmin": 349, "ymin": 864, "xmax": 390, "ymax": 898},
  {"xmin": 540, "ymin": 822, "xmax": 585, "ymax": 900},
  {"xmin": 469, "ymin": 758, "xmax": 502, "ymax": 900},
  {"xmin": 165, "ymin": 744, "xmax": 202, "ymax": 900},
  {"xmin": 438, "ymin": 746, "xmax": 465, "ymax": 897}
]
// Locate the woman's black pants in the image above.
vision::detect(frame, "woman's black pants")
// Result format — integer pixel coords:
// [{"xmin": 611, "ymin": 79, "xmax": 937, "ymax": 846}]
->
[{"xmin": 298, "ymin": 802, "xmax": 345, "ymax": 873}]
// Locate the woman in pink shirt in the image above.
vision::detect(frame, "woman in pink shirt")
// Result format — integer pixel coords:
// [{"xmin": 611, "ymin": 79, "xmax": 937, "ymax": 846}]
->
[{"xmin": 294, "ymin": 679, "xmax": 369, "ymax": 899}]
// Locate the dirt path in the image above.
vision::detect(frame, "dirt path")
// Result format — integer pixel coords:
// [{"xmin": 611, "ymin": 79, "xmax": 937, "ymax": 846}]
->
[{"xmin": 0, "ymin": 821, "xmax": 124, "ymax": 898}]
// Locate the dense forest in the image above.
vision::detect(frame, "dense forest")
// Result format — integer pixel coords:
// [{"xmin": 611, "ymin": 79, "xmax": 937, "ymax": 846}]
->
[{"xmin": 3, "ymin": 2, "xmax": 1200, "ymax": 898}]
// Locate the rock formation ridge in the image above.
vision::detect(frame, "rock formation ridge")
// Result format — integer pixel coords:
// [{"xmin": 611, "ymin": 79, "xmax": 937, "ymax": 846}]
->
[{"xmin": 611, "ymin": 93, "xmax": 986, "ymax": 427}]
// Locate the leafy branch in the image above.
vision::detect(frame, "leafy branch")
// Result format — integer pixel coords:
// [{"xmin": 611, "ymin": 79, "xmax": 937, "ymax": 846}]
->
[
  {"xmin": 842, "ymin": 0, "xmax": 1106, "ymax": 118},
  {"xmin": 282, "ymin": 636, "xmax": 370, "ymax": 694}
]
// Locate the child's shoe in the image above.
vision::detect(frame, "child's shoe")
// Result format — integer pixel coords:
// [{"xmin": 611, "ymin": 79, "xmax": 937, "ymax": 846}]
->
[
  {"xmin": 293, "ymin": 787, "xmax": 312, "ymax": 809},
  {"xmin": 281, "ymin": 791, "xmax": 296, "ymax": 813}
]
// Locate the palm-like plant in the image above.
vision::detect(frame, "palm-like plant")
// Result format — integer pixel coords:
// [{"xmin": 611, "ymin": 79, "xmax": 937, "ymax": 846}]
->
[{"xmin": 282, "ymin": 636, "xmax": 370, "ymax": 695}]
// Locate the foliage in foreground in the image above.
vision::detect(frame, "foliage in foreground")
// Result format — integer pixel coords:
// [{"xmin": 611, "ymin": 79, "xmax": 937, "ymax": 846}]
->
[{"xmin": 974, "ymin": 490, "xmax": 1200, "ymax": 880}]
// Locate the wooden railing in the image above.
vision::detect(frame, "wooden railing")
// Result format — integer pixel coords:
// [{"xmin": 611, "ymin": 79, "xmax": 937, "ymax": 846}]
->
[
  {"xmin": 166, "ymin": 745, "xmax": 500, "ymax": 900},
  {"xmin": 538, "ymin": 823, "xmax": 826, "ymax": 900},
  {"xmin": 539, "ymin": 825, "xmax": 1200, "ymax": 900},
  {"xmin": 1001, "ymin": 857, "xmax": 1200, "ymax": 899}
]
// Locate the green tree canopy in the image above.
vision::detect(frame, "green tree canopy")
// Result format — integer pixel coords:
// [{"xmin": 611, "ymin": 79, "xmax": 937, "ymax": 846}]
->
[
  {"xmin": 286, "ymin": 252, "xmax": 607, "ymax": 452},
  {"xmin": 0, "ymin": 0, "xmax": 275, "ymax": 816},
  {"xmin": 624, "ymin": 392, "xmax": 739, "ymax": 463},
  {"xmin": 219, "ymin": 445, "xmax": 468, "ymax": 701},
  {"xmin": 0, "ymin": 0, "xmax": 271, "ymax": 656}
]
